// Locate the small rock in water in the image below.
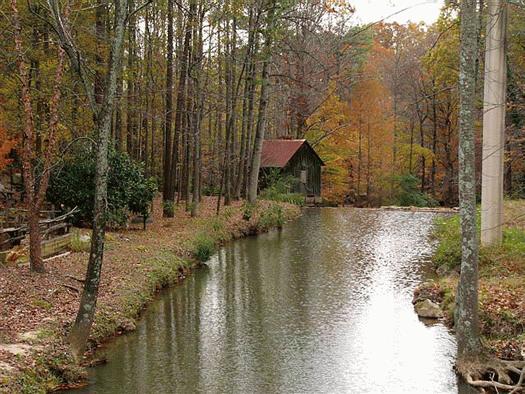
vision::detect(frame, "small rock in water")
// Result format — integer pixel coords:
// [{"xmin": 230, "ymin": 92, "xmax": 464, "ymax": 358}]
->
[{"xmin": 414, "ymin": 299, "xmax": 443, "ymax": 319}]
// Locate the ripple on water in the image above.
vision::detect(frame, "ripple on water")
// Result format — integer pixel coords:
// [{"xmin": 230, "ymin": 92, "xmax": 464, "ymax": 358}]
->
[{"xmin": 69, "ymin": 209, "xmax": 461, "ymax": 394}]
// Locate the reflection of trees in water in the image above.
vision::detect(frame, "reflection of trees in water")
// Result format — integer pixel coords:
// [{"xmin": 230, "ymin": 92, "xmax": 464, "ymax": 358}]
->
[{"xmin": 82, "ymin": 210, "xmax": 458, "ymax": 394}]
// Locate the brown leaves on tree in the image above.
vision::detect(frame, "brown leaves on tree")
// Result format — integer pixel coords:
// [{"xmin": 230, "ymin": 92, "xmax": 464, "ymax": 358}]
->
[{"xmin": 0, "ymin": 126, "xmax": 16, "ymax": 170}]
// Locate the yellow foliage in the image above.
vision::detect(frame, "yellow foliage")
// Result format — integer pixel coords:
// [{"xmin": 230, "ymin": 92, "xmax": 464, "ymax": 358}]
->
[{"xmin": 307, "ymin": 42, "xmax": 395, "ymax": 203}]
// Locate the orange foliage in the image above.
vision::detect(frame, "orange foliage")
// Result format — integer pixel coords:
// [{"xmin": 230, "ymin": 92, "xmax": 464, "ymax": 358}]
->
[
  {"xmin": 306, "ymin": 41, "xmax": 393, "ymax": 204},
  {"xmin": 0, "ymin": 127, "xmax": 16, "ymax": 170}
]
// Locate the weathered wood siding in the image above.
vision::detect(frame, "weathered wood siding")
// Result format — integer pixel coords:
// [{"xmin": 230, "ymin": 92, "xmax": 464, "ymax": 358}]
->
[{"xmin": 284, "ymin": 144, "xmax": 322, "ymax": 196}]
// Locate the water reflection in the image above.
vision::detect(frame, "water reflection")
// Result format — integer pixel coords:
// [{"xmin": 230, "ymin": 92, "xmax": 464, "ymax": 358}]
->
[{"xmin": 72, "ymin": 209, "xmax": 462, "ymax": 394}]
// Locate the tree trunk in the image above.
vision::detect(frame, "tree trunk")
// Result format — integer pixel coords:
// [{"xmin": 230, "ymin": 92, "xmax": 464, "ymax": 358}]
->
[
  {"xmin": 247, "ymin": 5, "xmax": 274, "ymax": 204},
  {"xmin": 62, "ymin": 0, "xmax": 129, "ymax": 360},
  {"xmin": 163, "ymin": 0, "xmax": 175, "ymax": 209},
  {"xmin": 171, "ymin": 8, "xmax": 192, "ymax": 203},
  {"xmin": 431, "ymin": 79, "xmax": 438, "ymax": 197},
  {"xmin": 126, "ymin": 0, "xmax": 135, "ymax": 156},
  {"xmin": 28, "ymin": 208, "xmax": 44, "ymax": 273},
  {"xmin": 456, "ymin": 0, "xmax": 482, "ymax": 363},
  {"xmin": 12, "ymin": 0, "xmax": 65, "ymax": 273},
  {"xmin": 481, "ymin": 0, "xmax": 507, "ymax": 246}
]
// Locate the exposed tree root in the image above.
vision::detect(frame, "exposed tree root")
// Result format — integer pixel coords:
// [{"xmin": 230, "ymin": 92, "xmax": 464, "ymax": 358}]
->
[{"xmin": 458, "ymin": 358, "xmax": 525, "ymax": 393}]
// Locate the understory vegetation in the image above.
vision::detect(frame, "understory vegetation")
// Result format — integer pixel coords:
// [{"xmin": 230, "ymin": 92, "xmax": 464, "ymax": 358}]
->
[
  {"xmin": 1, "ymin": 199, "xmax": 300, "ymax": 393},
  {"xmin": 47, "ymin": 148, "xmax": 157, "ymax": 228},
  {"xmin": 430, "ymin": 200, "xmax": 525, "ymax": 360},
  {"xmin": 390, "ymin": 174, "xmax": 439, "ymax": 208},
  {"xmin": 259, "ymin": 171, "xmax": 305, "ymax": 206}
]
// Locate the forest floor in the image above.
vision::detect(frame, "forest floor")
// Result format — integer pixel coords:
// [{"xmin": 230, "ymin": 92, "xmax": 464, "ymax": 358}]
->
[
  {"xmin": 0, "ymin": 196, "xmax": 300, "ymax": 393},
  {"xmin": 416, "ymin": 199, "xmax": 525, "ymax": 361}
]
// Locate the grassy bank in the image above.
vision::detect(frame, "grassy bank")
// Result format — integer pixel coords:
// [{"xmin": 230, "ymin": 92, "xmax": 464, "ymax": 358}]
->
[
  {"xmin": 421, "ymin": 200, "xmax": 525, "ymax": 361},
  {"xmin": 0, "ymin": 198, "xmax": 300, "ymax": 393}
]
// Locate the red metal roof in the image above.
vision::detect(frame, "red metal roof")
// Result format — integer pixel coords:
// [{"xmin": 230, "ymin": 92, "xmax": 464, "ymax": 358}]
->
[{"xmin": 260, "ymin": 139, "xmax": 308, "ymax": 168}]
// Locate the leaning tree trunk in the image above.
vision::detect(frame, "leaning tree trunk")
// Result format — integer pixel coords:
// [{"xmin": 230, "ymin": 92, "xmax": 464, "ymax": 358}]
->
[
  {"xmin": 60, "ymin": 0, "xmax": 129, "ymax": 360},
  {"xmin": 481, "ymin": 0, "xmax": 507, "ymax": 246},
  {"xmin": 456, "ymin": 0, "xmax": 482, "ymax": 363}
]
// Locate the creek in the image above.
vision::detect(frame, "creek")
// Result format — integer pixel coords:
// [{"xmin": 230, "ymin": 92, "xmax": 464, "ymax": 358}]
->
[{"xmin": 72, "ymin": 208, "xmax": 472, "ymax": 394}]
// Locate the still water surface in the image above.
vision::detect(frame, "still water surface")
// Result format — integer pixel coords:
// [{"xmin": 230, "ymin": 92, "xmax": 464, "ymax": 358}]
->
[{"xmin": 73, "ymin": 209, "xmax": 464, "ymax": 393}]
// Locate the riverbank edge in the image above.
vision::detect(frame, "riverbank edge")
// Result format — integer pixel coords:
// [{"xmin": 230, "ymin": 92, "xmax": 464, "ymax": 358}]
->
[
  {"xmin": 413, "ymin": 201, "xmax": 525, "ymax": 387},
  {"xmin": 2, "ymin": 200, "xmax": 301, "ymax": 393}
]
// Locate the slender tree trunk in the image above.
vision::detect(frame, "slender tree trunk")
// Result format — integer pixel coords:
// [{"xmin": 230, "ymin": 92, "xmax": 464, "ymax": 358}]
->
[
  {"xmin": 420, "ymin": 117, "xmax": 426, "ymax": 192},
  {"xmin": 431, "ymin": 79, "xmax": 438, "ymax": 197},
  {"xmin": 126, "ymin": 0, "xmax": 136, "ymax": 156},
  {"xmin": 366, "ymin": 121, "xmax": 371, "ymax": 199},
  {"xmin": 223, "ymin": 17, "xmax": 233, "ymax": 206},
  {"xmin": 357, "ymin": 116, "xmax": 362, "ymax": 196},
  {"xmin": 12, "ymin": 0, "xmax": 65, "ymax": 273},
  {"xmin": 248, "ymin": 5, "xmax": 274, "ymax": 203},
  {"xmin": 244, "ymin": 39, "xmax": 258, "ymax": 197},
  {"xmin": 191, "ymin": 4, "xmax": 203, "ymax": 216},
  {"xmin": 172, "ymin": 8, "xmax": 192, "ymax": 203},
  {"xmin": 116, "ymin": 76, "xmax": 124, "ymax": 151},
  {"xmin": 481, "ymin": 0, "xmax": 507, "ymax": 246},
  {"xmin": 163, "ymin": 0, "xmax": 175, "ymax": 209},
  {"xmin": 27, "ymin": 208, "xmax": 43, "ymax": 272},
  {"xmin": 456, "ymin": 0, "xmax": 482, "ymax": 363},
  {"xmin": 50, "ymin": 0, "xmax": 130, "ymax": 359},
  {"xmin": 409, "ymin": 120, "xmax": 414, "ymax": 174}
]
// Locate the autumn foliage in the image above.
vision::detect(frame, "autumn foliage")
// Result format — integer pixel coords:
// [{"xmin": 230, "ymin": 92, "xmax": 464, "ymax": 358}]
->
[
  {"xmin": 0, "ymin": 126, "xmax": 16, "ymax": 170},
  {"xmin": 307, "ymin": 42, "xmax": 395, "ymax": 204}
]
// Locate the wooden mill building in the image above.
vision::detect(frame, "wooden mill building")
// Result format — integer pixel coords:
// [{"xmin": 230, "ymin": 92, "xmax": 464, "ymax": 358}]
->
[{"xmin": 260, "ymin": 139, "xmax": 324, "ymax": 198}]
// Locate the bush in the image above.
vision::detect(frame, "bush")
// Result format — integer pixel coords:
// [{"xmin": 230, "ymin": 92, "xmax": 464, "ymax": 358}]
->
[
  {"xmin": 163, "ymin": 200, "xmax": 175, "ymax": 217},
  {"xmin": 192, "ymin": 233, "xmax": 215, "ymax": 262},
  {"xmin": 258, "ymin": 203, "xmax": 284, "ymax": 231},
  {"xmin": 242, "ymin": 202, "xmax": 255, "ymax": 221},
  {"xmin": 262, "ymin": 192, "xmax": 305, "ymax": 206},
  {"xmin": 260, "ymin": 170, "xmax": 304, "ymax": 206},
  {"xmin": 47, "ymin": 148, "xmax": 157, "ymax": 228},
  {"xmin": 392, "ymin": 174, "xmax": 438, "ymax": 207},
  {"xmin": 432, "ymin": 211, "xmax": 525, "ymax": 275},
  {"xmin": 433, "ymin": 215, "xmax": 461, "ymax": 272}
]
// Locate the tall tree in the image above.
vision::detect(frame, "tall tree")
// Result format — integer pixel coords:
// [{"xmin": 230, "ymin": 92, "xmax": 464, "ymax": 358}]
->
[
  {"xmin": 163, "ymin": 0, "xmax": 175, "ymax": 212},
  {"xmin": 455, "ymin": 0, "xmax": 482, "ymax": 363},
  {"xmin": 248, "ymin": 1, "xmax": 275, "ymax": 203},
  {"xmin": 47, "ymin": 0, "xmax": 133, "ymax": 358},
  {"xmin": 12, "ymin": 0, "xmax": 65, "ymax": 273}
]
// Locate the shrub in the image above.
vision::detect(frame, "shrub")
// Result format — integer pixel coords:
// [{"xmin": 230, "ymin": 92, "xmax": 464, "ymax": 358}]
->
[
  {"xmin": 242, "ymin": 202, "xmax": 256, "ymax": 221},
  {"xmin": 433, "ymin": 211, "xmax": 525, "ymax": 275},
  {"xmin": 433, "ymin": 215, "xmax": 461, "ymax": 272},
  {"xmin": 163, "ymin": 200, "xmax": 175, "ymax": 217},
  {"xmin": 192, "ymin": 233, "xmax": 215, "ymax": 262},
  {"xmin": 392, "ymin": 174, "xmax": 437, "ymax": 207},
  {"xmin": 202, "ymin": 185, "xmax": 220, "ymax": 196},
  {"xmin": 209, "ymin": 217, "xmax": 230, "ymax": 242},
  {"xmin": 261, "ymin": 192, "xmax": 305, "ymax": 206},
  {"xmin": 258, "ymin": 203, "xmax": 284, "ymax": 231},
  {"xmin": 47, "ymin": 148, "xmax": 157, "ymax": 228},
  {"xmin": 260, "ymin": 170, "xmax": 304, "ymax": 206}
]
